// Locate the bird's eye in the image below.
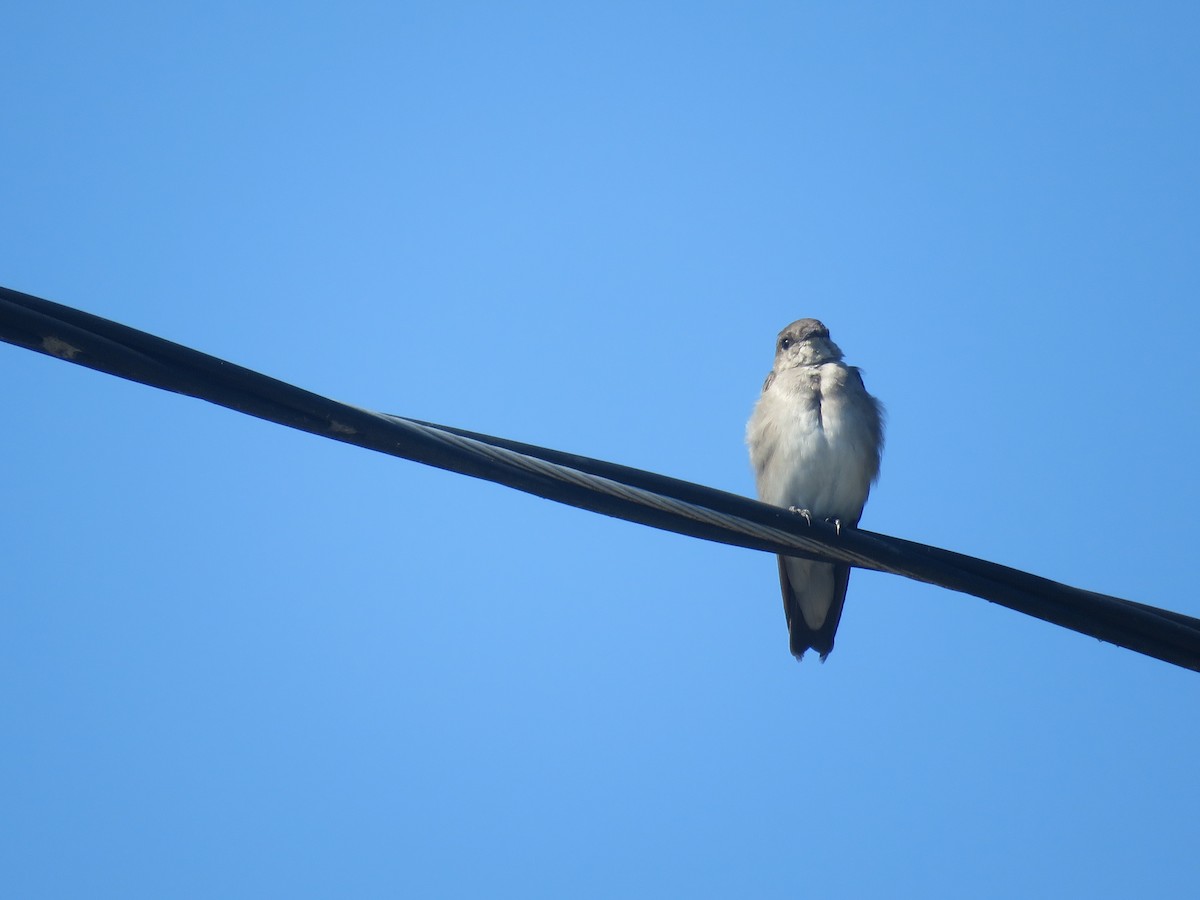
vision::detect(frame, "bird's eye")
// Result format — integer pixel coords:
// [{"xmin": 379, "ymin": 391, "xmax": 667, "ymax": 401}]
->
[{"xmin": 779, "ymin": 337, "xmax": 792, "ymax": 350}]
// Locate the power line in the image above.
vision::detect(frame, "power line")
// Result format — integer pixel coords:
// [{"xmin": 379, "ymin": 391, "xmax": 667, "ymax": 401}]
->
[{"xmin": 3, "ymin": 284, "xmax": 1198, "ymax": 672}]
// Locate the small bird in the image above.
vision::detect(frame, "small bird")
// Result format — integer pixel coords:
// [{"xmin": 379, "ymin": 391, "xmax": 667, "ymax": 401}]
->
[{"xmin": 746, "ymin": 319, "xmax": 884, "ymax": 661}]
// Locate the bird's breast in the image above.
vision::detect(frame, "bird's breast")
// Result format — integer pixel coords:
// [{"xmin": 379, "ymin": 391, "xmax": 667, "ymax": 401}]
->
[{"xmin": 750, "ymin": 363, "xmax": 878, "ymax": 519}]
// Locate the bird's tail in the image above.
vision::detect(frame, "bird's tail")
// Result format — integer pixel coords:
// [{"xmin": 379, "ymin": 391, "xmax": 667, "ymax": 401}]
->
[{"xmin": 777, "ymin": 556, "xmax": 851, "ymax": 661}]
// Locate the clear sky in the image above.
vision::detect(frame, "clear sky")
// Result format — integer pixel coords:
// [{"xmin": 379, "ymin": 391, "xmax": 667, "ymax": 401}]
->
[{"xmin": 3, "ymin": 2, "xmax": 1199, "ymax": 897}]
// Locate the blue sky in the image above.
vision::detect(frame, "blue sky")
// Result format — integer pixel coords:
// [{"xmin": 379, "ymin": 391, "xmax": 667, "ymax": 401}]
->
[{"xmin": 3, "ymin": 2, "xmax": 1199, "ymax": 897}]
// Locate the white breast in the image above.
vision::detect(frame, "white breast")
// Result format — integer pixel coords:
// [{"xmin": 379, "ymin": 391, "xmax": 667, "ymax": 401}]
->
[{"xmin": 747, "ymin": 362, "xmax": 880, "ymax": 522}]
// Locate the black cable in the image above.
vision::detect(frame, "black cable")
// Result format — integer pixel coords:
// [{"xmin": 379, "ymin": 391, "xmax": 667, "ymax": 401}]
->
[{"xmin": 3, "ymin": 284, "xmax": 1198, "ymax": 672}]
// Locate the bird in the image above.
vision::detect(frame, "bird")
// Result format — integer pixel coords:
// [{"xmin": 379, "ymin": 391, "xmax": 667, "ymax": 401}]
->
[{"xmin": 746, "ymin": 318, "xmax": 884, "ymax": 660}]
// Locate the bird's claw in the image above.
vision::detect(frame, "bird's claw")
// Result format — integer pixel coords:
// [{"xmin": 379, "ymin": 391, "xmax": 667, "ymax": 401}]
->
[
  {"xmin": 786, "ymin": 506, "xmax": 814, "ymax": 526},
  {"xmin": 785, "ymin": 508, "xmax": 844, "ymax": 535}
]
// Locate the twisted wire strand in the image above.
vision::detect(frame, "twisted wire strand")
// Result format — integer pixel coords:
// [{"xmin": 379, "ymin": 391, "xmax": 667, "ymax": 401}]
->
[{"xmin": 3, "ymin": 284, "xmax": 1198, "ymax": 672}]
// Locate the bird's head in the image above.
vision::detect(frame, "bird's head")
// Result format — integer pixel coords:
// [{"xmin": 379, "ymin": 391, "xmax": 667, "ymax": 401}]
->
[{"xmin": 774, "ymin": 318, "xmax": 844, "ymax": 369}]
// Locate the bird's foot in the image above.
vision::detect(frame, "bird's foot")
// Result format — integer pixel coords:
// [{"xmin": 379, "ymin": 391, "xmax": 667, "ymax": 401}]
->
[
  {"xmin": 824, "ymin": 516, "xmax": 843, "ymax": 536},
  {"xmin": 786, "ymin": 506, "xmax": 814, "ymax": 526}
]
